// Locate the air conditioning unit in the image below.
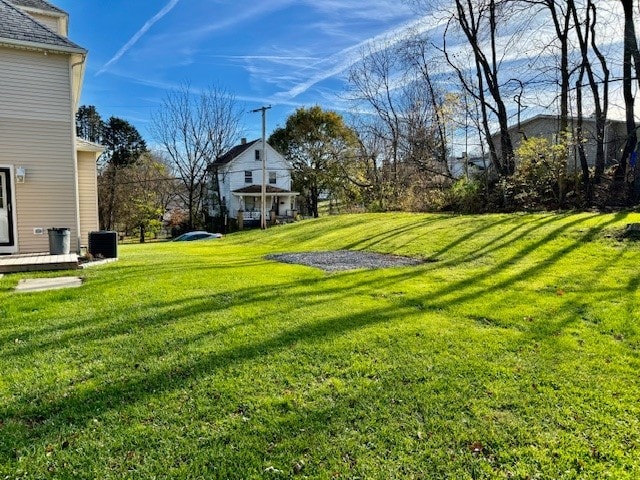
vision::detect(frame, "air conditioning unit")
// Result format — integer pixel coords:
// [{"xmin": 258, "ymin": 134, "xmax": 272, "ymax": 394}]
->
[{"xmin": 88, "ymin": 231, "xmax": 118, "ymax": 259}]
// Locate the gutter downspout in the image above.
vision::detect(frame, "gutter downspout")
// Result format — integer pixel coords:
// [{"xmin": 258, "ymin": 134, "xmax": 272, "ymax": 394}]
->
[{"xmin": 70, "ymin": 55, "xmax": 86, "ymax": 253}]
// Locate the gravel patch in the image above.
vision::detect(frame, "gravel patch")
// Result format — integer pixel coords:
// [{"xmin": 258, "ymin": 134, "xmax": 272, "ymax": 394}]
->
[{"xmin": 266, "ymin": 250, "xmax": 423, "ymax": 272}]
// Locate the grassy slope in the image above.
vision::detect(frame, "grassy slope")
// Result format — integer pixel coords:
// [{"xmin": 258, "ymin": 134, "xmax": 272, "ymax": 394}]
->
[{"xmin": 1, "ymin": 212, "xmax": 639, "ymax": 479}]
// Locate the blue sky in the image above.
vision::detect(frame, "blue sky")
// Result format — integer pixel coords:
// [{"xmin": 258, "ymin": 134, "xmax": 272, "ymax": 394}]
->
[{"xmin": 55, "ymin": 0, "xmax": 440, "ymax": 143}]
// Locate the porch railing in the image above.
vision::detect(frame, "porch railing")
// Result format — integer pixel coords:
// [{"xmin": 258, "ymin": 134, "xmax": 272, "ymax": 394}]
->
[{"xmin": 242, "ymin": 211, "xmax": 261, "ymax": 221}]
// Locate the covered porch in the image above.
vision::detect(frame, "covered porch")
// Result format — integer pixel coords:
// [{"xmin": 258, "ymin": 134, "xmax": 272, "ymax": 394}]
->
[{"xmin": 232, "ymin": 185, "xmax": 299, "ymax": 226}]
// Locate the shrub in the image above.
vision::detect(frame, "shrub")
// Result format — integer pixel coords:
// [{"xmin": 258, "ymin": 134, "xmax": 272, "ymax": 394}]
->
[
  {"xmin": 505, "ymin": 136, "xmax": 569, "ymax": 210},
  {"xmin": 449, "ymin": 178, "xmax": 486, "ymax": 213}
]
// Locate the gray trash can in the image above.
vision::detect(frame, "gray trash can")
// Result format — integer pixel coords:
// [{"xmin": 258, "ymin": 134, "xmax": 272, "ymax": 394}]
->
[{"xmin": 48, "ymin": 227, "xmax": 71, "ymax": 255}]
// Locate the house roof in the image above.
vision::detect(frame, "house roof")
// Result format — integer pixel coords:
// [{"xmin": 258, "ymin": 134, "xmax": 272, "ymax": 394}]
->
[
  {"xmin": 0, "ymin": 0, "xmax": 83, "ymax": 53},
  {"xmin": 213, "ymin": 139, "xmax": 260, "ymax": 165},
  {"xmin": 233, "ymin": 185, "xmax": 293, "ymax": 194},
  {"xmin": 505, "ymin": 114, "xmax": 627, "ymax": 132},
  {"xmin": 7, "ymin": 0, "xmax": 65, "ymax": 14},
  {"xmin": 76, "ymin": 138, "xmax": 105, "ymax": 153}
]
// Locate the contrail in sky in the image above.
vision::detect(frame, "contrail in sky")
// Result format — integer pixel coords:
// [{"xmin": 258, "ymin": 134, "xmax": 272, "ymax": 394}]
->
[
  {"xmin": 276, "ymin": 14, "xmax": 446, "ymax": 101},
  {"xmin": 97, "ymin": 0, "xmax": 181, "ymax": 75}
]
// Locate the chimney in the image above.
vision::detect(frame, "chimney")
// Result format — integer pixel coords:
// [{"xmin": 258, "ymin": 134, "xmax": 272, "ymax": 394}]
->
[{"xmin": 241, "ymin": 138, "xmax": 247, "ymax": 145}]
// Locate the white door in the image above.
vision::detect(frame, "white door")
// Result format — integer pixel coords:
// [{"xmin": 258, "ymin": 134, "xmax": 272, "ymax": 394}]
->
[{"xmin": 0, "ymin": 169, "xmax": 14, "ymax": 247}]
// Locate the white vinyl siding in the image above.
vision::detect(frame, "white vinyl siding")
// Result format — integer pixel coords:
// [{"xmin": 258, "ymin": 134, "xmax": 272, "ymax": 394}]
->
[
  {"xmin": 215, "ymin": 141, "xmax": 294, "ymax": 217},
  {"xmin": 0, "ymin": 46, "xmax": 77, "ymax": 253},
  {"xmin": 77, "ymin": 151, "xmax": 99, "ymax": 247},
  {"xmin": 28, "ymin": 13, "xmax": 62, "ymax": 34}
]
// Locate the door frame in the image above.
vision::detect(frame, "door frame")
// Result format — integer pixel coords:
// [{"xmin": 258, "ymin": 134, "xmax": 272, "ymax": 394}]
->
[{"xmin": 0, "ymin": 165, "xmax": 18, "ymax": 254}]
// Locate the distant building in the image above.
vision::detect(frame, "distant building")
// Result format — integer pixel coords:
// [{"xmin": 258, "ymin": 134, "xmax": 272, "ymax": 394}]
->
[
  {"xmin": 207, "ymin": 138, "xmax": 298, "ymax": 227},
  {"xmin": 491, "ymin": 114, "xmax": 628, "ymax": 171}
]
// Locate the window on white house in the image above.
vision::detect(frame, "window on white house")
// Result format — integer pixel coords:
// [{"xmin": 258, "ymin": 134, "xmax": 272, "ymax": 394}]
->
[
  {"xmin": 245, "ymin": 170, "xmax": 253, "ymax": 183},
  {"xmin": 269, "ymin": 171, "xmax": 277, "ymax": 184},
  {"xmin": 255, "ymin": 149, "xmax": 261, "ymax": 161}
]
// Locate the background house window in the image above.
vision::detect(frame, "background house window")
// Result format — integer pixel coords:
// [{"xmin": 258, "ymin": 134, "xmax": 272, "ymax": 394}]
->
[
  {"xmin": 255, "ymin": 150, "xmax": 261, "ymax": 161},
  {"xmin": 269, "ymin": 171, "xmax": 277, "ymax": 184},
  {"xmin": 244, "ymin": 170, "xmax": 253, "ymax": 183}
]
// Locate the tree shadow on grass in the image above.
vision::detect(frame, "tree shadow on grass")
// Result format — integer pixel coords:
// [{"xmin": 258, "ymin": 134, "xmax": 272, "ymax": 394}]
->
[
  {"xmin": 0, "ymin": 212, "xmax": 635, "ymax": 472},
  {"xmin": 400, "ymin": 212, "xmax": 629, "ymax": 311},
  {"xmin": 0, "ymin": 280, "xmax": 426, "ymax": 462}
]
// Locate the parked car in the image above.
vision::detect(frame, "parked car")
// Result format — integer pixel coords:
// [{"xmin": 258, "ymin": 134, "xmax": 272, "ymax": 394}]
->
[{"xmin": 173, "ymin": 231, "xmax": 222, "ymax": 242}]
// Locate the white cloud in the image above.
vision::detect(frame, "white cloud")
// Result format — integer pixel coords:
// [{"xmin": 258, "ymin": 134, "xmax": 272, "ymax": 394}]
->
[
  {"xmin": 97, "ymin": 0, "xmax": 181, "ymax": 75},
  {"xmin": 273, "ymin": 14, "xmax": 447, "ymax": 101},
  {"xmin": 167, "ymin": 0, "xmax": 295, "ymax": 44}
]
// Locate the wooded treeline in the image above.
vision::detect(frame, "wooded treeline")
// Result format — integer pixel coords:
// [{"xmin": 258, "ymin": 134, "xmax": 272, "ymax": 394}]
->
[
  {"xmin": 266, "ymin": 1, "xmax": 640, "ymax": 216},
  {"xmin": 78, "ymin": 1, "xmax": 640, "ymax": 236},
  {"xmin": 329, "ymin": 0, "xmax": 640, "ymax": 213},
  {"xmin": 76, "ymin": 85, "xmax": 243, "ymax": 240}
]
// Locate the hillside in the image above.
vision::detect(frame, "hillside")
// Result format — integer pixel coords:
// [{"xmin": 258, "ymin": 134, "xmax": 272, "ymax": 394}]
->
[{"xmin": 1, "ymin": 212, "xmax": 639, "ymax": 478}]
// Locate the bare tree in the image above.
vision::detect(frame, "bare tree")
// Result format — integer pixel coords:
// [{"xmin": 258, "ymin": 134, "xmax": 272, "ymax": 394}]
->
[
  {"xmin": 348, "ymin": 40, "xmax": 405, "ymax": 203},
  {"xmin": 520, "ymin": 1, "xmax": 573, "ymax": 133},
  {"xmin": 567, "ymin": 0, "xmax": 610, "ymax": 185},
  {"xmin": 151, "ymin": 84, "xmax": 243, "ymax": 230},
  {"xmin": 619, "ymin": 0, "xmax": 640, "ymax": 195},
  {"xmin": 403, "ymin": 36, "xmax": 453, "ymax": 173},
  {"xmin": 443, "ymin": 0, "xmax": 517, "ymax": 176},
  {"xmin": 348, "ymin": 34, "xmax": 454, "ymax": 210}
]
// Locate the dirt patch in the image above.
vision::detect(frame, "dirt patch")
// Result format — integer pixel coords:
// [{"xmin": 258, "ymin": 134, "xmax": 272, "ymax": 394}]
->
[{"xmin": 266, "ymin": 250, "xmax": 424, "ymax": 272}]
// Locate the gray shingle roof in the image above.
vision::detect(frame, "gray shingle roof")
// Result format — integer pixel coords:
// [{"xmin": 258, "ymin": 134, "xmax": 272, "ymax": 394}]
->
[
  {"xmin": 8, "ymin": 0, "xmax": 65, "ymax": 14},
  {"xmin": 0, "ymin": 0, "xmax": 83, "ymax": 52}
]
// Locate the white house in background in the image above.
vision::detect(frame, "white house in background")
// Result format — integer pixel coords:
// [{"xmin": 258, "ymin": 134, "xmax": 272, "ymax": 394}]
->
[{"xmin": 208, "ymin": 138, "xmax": 298, "ymax": 227}]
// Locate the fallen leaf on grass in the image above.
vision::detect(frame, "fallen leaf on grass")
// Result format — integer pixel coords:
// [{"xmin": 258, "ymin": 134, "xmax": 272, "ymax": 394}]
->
[
  {"xmin": 469, "ymin": 442, "xmax": 483, "ymax": 454},
  {"xmin": 264, "ymin": 466, "xmax": 283, "ymax": 474},
  {"xmin": 293, "ymin": 460, "xmax": 305, "ymax": 474}
]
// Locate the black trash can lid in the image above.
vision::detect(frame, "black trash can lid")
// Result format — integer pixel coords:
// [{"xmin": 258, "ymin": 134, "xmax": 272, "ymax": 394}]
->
[{"xmin": 48, "ymin": 227, "xmax": 70, "ymax": 232}]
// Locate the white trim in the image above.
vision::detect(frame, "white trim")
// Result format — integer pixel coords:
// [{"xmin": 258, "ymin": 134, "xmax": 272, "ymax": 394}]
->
[
  {"xmin": 13, "ymin": 6, "xmax": 66, "ymax": 18},
  {"xmin": 69, "ymin": 57, "xmax": 81, "ymax": 254},
  {"xmin": 0, "ymin": 165, "xmax": 19, "ymax": 254},
  {"xmin": 0, "ymin": 38, "xmax": 86, "ymax": 55}
]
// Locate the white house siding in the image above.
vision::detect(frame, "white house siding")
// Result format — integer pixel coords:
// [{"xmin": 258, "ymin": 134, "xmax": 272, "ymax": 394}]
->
[
  {"xmin": 0, "ymin": 46, "xmax": 77, "ymax": 253},
  {"xmin": 77, "ymin": 151, "xmax": 99, "ymax": 247},
  {"xmin": 218, "ymin": 142, "xmax": 292, "ymax": 214}
]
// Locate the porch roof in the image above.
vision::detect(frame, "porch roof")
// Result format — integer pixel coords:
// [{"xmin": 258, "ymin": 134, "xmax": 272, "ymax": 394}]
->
[
  {"xmin": 76, "ymin": 138, "xmax": 104, "ymax": 153},
  {"xmin": 232, "ymin": 185, "xmax": 298, "ymax": 196}
]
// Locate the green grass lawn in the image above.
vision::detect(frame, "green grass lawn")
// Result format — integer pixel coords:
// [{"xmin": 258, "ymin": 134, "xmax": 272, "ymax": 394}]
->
[{"xmin": 1, "ymin": 212, "xmax": 640, "ymax": 479}]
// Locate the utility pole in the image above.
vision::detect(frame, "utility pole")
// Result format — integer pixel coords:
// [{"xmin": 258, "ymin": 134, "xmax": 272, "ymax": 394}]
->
[{"xmin": 251, "ymin": 105, "xmax": 271, "ymax": 229}]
